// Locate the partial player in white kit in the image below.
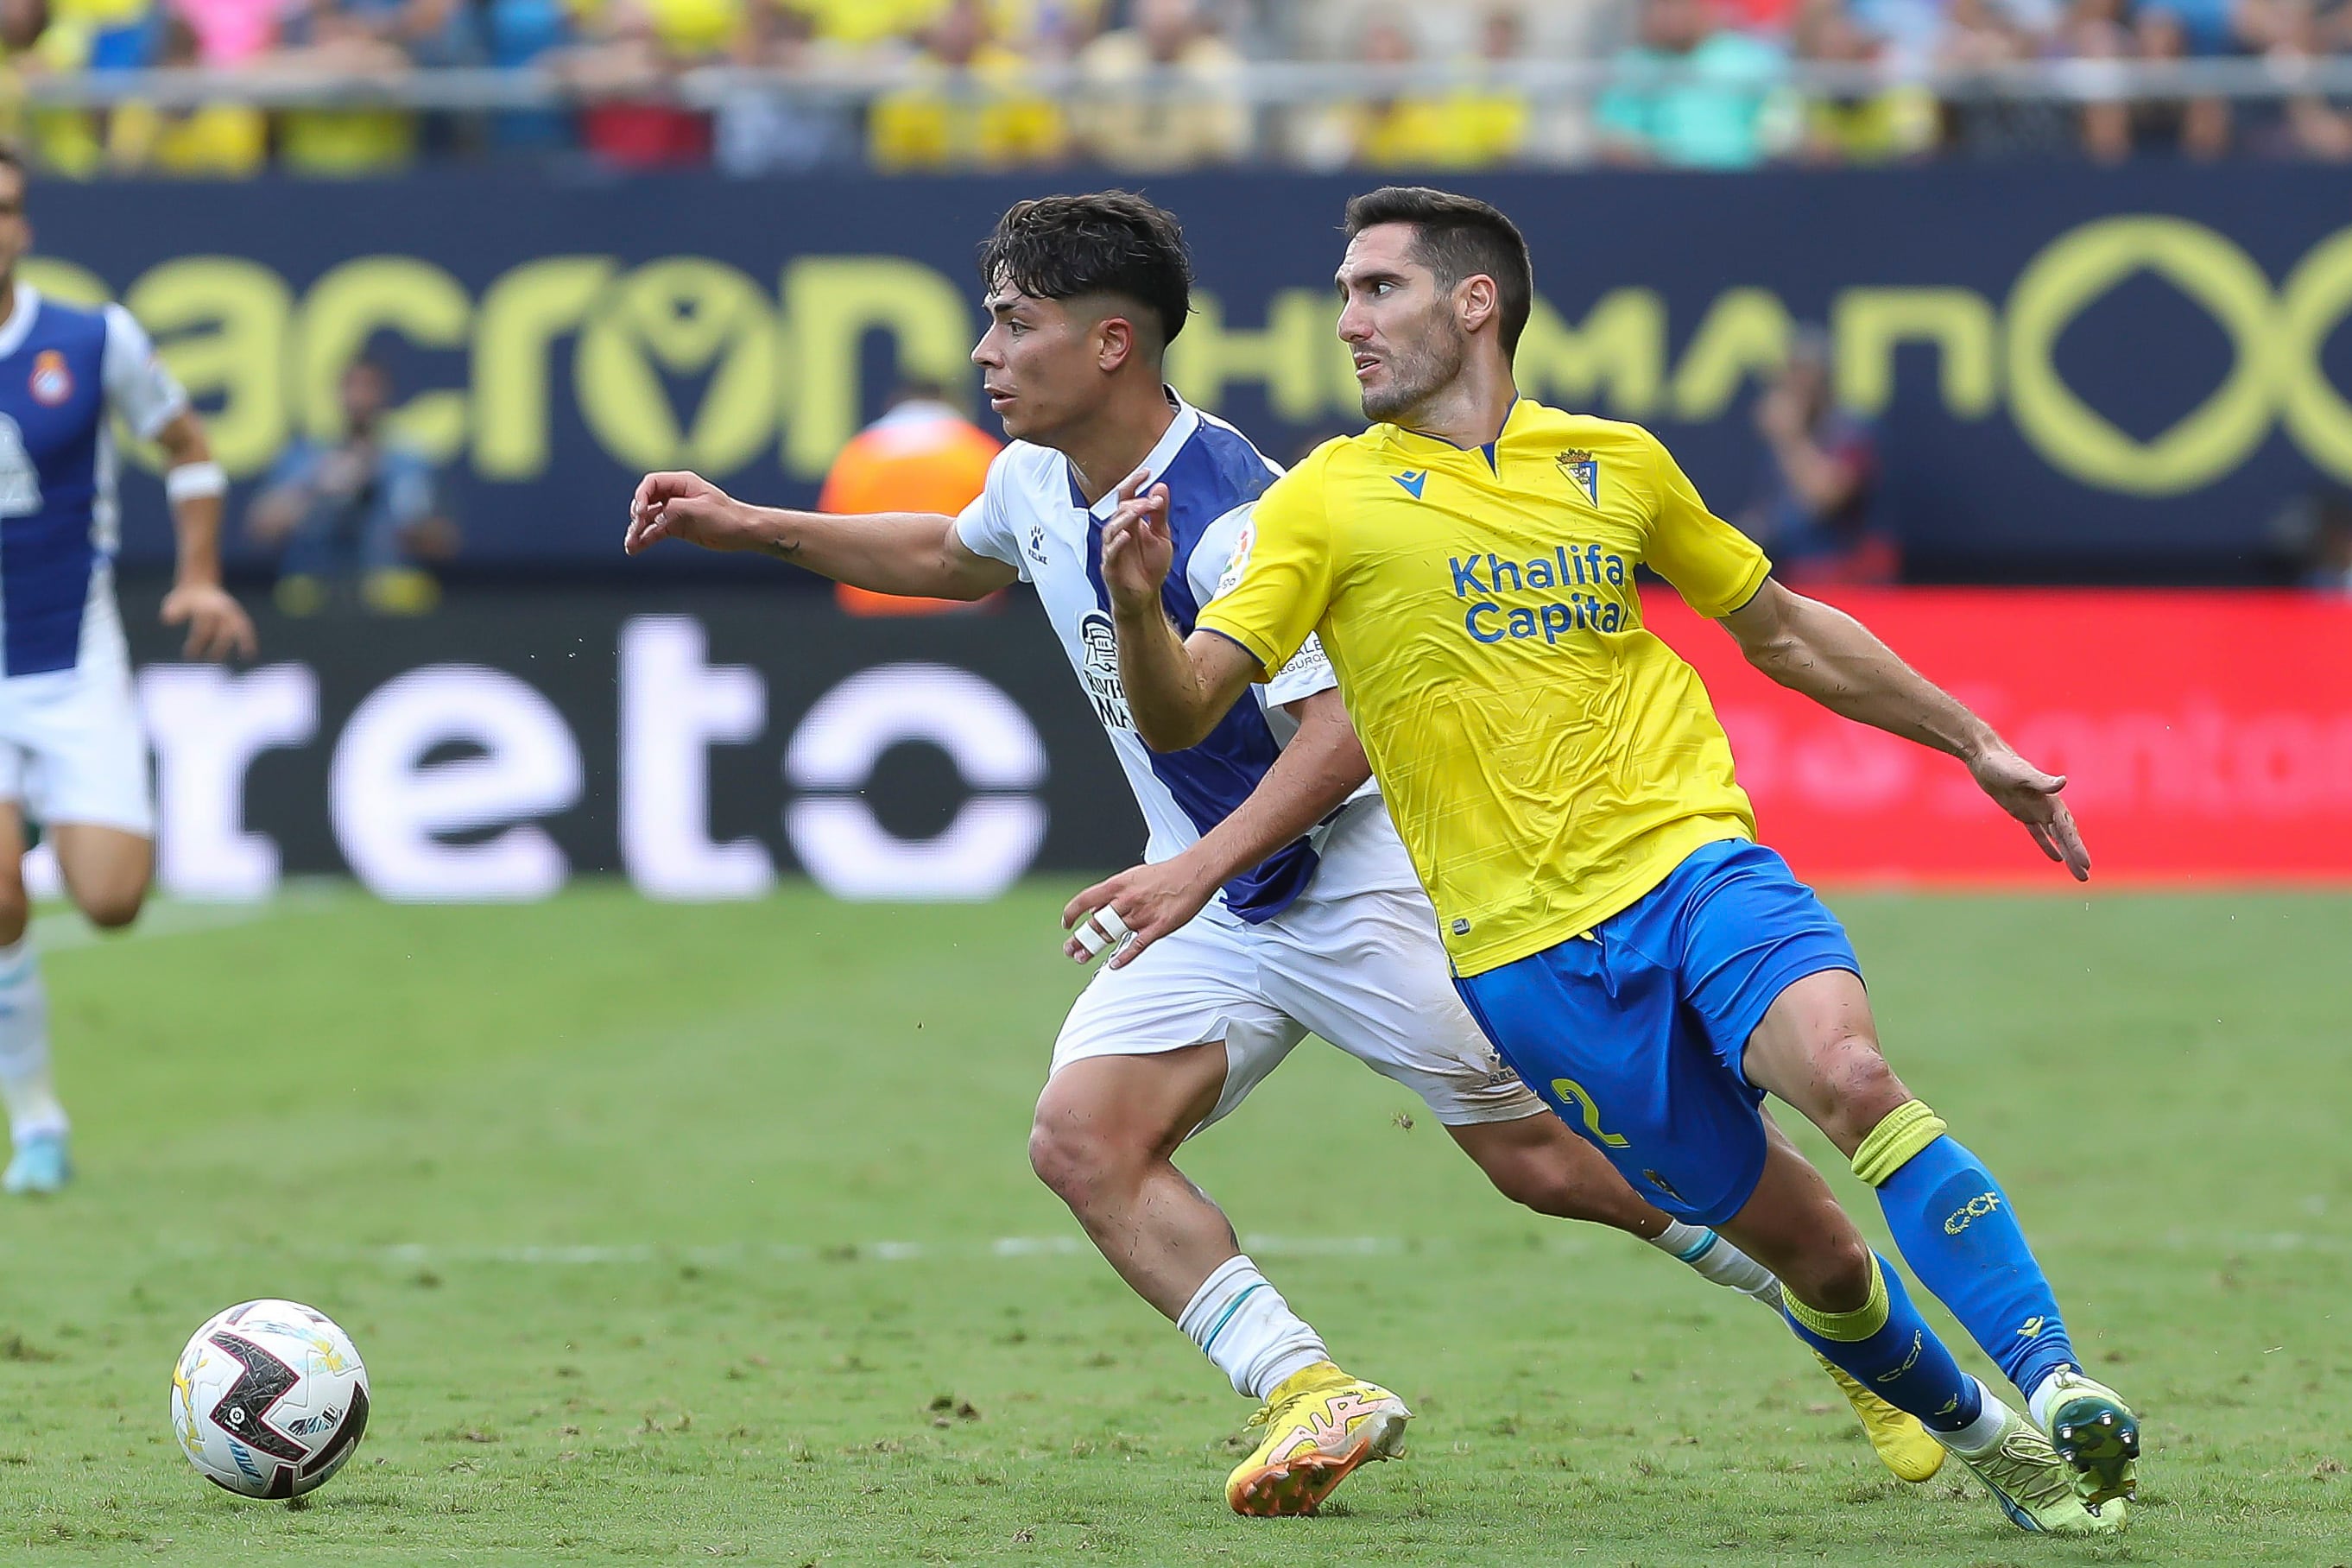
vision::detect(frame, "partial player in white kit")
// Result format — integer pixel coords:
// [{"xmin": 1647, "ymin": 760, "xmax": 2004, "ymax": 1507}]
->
[
  {"xmin": 623, "ymin": 192, "xmax": 1941, "ymax": 1515},
  {"xmin": 0, "ymin": 148, "xmax": 257, "ymax": 1193}
]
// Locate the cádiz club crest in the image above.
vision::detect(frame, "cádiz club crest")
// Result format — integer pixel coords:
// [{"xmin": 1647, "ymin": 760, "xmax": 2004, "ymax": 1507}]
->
[{"xmin": 1556, "ymin": 449, "xmax": 1598, "ymax": 507}]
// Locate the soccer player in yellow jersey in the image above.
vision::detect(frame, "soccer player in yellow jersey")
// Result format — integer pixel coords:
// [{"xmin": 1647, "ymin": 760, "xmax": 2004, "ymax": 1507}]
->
[{"xmin": 1101, "ymin": 187, "xmax": 2140, "ymax": 1535}]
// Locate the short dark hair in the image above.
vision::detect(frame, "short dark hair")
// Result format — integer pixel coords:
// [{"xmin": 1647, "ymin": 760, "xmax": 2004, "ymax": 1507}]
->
[
  {"xmin": 977, "ymin": 192, "xmax": 1193, "ymax": 351},
  {"xmin": 1343, "ymin": 187, "xmax": 1533, "ymax": 356}
]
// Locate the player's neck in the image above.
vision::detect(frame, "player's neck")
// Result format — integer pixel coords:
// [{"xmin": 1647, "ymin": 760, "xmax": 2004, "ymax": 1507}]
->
[
  {"xmin": 1058, "ymin": 377, "xmax": 1179, "ymax": 507},
  {"xmin": 0, "ymin": 273, "xmax": 17, "ymax": 331},
  {"xmin": 1395, "ymin": 364, "xmax": 1520, "ymax": 452}
]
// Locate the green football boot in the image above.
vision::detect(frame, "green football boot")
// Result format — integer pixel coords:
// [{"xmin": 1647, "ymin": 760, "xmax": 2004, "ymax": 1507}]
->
[
  {"xmin": 1951, "ymin": 1399, "xmax": 2128, "ymax": 1535},
  {"xmin": 2042, "ymin": 1369, "xmax": 2141, "ymax": 1507}
]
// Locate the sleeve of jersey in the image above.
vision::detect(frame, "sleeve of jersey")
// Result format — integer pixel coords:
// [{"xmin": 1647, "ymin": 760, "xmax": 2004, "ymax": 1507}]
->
[
  {"xmin": 951, "ymin": 451, "xmax": 1029, "ymax": 583},
  {"xmin": 99, "ymin": 304, "xmax": 191, "ymax": 441},
  {"xmin": 1192, "ymin": 464, "xmax": 1334, "ymax": 681},
  {"xmin": 1191, "ymin": 502, "xmax": 1337, "ymax": 705},
  {"xmin": 1636, "ymin": 427, "xmax": 1772, "ymax": 618},
  {"xmin": 1261, "ymin": 635, "xmax": 1337, "ymax": 706}
]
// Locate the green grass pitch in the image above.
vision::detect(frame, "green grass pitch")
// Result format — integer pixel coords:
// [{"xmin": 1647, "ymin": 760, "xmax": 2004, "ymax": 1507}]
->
[{"xmin": 3, "ymin": 882, "xmax": 2347, "ymax": 1565}]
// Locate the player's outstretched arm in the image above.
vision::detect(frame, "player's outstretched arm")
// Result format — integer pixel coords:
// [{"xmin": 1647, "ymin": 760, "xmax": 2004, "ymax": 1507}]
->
[
  {"xmin": 624, "ymin": 470, "xmax": 1018, "ymax": 601},
  {"xmin": 1719, "ymin": 578, "xmax": 2090, "ymax": 880},
  {"xmin": 153, "ymin": 410, "xmax": 257, "ymax": 662},
  {"xmin": 1099, "ymin": 468, "xmax": 1261, "ymax": 751},
  {"xmin": 1063, "ymin": 688, "xmax": 1372, "ymax": 968}
]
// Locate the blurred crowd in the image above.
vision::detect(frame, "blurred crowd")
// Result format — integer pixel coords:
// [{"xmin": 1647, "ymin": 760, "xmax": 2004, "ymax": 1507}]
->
[{"xmin": 1, "ymin": 0, "xmax": 2349, "ymax": 175}]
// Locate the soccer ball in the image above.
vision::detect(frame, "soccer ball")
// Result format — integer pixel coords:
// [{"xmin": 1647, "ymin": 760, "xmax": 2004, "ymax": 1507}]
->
[{"xmin": 169, "ymin": 1299, "xmax": 370, "ymax": 1499}]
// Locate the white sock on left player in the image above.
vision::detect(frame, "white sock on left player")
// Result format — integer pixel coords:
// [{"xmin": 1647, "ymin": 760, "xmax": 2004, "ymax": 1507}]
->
[
  {"xmin": 1178, "ymin": 1255, "xmax": 1331, "ymax": 1399},
  {"xmin": 0, "ymin": 938, "xmax": 65, "ymax": 1143},
  {"xmin": 1648, "ymin": 1220, "xmax": 1784, "ymax": 1308}
]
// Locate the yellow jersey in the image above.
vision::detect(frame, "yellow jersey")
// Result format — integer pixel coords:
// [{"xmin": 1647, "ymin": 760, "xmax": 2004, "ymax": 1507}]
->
[{"xmin": 1197, "ymin": 401, "xmax": 1770, "ymax": 977}]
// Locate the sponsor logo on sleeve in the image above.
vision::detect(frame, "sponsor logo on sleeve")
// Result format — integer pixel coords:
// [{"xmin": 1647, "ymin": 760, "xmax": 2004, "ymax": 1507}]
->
[{"xmin": 1076, "ymin": 612, "xmax": 1132, "ymax": 730}]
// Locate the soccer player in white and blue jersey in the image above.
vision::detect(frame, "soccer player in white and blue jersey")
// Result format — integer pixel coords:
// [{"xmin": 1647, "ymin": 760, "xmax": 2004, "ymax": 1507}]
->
[
  {"xmin": 624, "ymin": 193, "xmax": 1939, "ymax": 1515},
  {"xmin": 0, "ymin": 148, "xmax": 256, "ymax": 1193}
]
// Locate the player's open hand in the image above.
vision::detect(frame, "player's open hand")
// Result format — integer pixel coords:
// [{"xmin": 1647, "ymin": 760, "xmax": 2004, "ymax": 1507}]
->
[
  {"xmin": 626, "ymin": 471, "xmax": 751, "ymax": 555},
  {"xmin": 1968, "ymin": 743, "xmax": 2090, "ymax": 881},
  {"xmin": 1062, "ymin": 853, "xmax": 1218, "ymax": 970},
  {"xmin": 160, "ymin": 581, "xmax": 257, "ymax": 662},
  {"xmin": 1097, "ymin": 466, "xmax": 1173, "ymax": 617}
]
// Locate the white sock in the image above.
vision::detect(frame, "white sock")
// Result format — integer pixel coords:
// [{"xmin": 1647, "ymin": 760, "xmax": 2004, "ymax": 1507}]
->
[
  {"xmin": 1177, "ymin": 1255, "xmax": 1329, "ymax": 1399},
  {"xmin": 1938, "ymin": 1377, "xmax": 2010, "ymax": 1455},
  {"xmin": 0, "ymin": 939, "xmax": 63, "ymax": 1143},
  {"xmin": 1647, "ymin": 1222, "xmax": 1783, "ymax": 1309},
  {"xmin": 2025, "ymin": 1368, "xmax": 2080, "ymax": 1434}
]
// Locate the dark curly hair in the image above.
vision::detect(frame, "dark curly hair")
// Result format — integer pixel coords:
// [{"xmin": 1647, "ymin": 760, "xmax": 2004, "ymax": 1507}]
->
[{"xmin": 976, "ymin": 192, "xmax": 1194, "ymax": 351}]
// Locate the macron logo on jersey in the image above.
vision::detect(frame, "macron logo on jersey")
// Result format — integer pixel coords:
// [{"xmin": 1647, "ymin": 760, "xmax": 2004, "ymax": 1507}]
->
[{"xmin": 1392, "ymin": 470, "xmax": 1428, "ymax": 499}]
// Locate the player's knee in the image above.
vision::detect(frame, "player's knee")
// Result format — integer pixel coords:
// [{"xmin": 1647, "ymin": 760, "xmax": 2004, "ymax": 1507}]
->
[
  {"xmin": 0, "ymin": 888, "xmax": 25, "ymax": 946},
  {"xmin": 1815, "ymin": 1034, "xmax": 1909, "ymax": 1148},
  {"xmin": 80, "ymin": 887, "xmax": 145, "ymax": 931},
  {"xmin": 1027, "ymin": 1114, "xmax": 1135, "ymax": 1211},
  {"xmin": 1792, "ymin": 1230, "xmax": 1877, "ymax": 1314}
]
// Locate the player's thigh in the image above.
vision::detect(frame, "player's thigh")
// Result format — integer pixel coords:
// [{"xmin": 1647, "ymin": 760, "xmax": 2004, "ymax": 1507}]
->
[
  {"xmin": 1741, "ymin": 970, "xmax": 1915, "ymax": 1159},
  {"xmin": 1668, "ymin": 841, "xmax": 1908, "ymax": 1157},
  {"xmin": 47, "ymin": 824, "xmax": 154, "ymax": 929},
  {"xmin": 1257, "ymin": 886, "xmax": 1548, "ymax": 1128},
  {"xmin": 9, "ymin": 667, "xmax": 155, "ymax": 928},
  {"xmin": 1046, "ymin": 911, "xmax": 1306, "ymax": 1147},
  {"xmin": 1451, "ymin": 926, "xmax": 1768, "ymax": 1227}
]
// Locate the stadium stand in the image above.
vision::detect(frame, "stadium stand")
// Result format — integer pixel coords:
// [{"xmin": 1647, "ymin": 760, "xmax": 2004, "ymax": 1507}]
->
[{"xmin": 0, "ymin": 0, "xmax": 2347, "ymax": 173}]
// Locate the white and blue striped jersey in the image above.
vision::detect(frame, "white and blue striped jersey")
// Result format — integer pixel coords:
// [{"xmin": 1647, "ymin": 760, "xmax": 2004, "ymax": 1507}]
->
[
  {"xmin": 0, "ymin": 284, "xmax": 189, "ymax": 678},
  {"xmin": 957, "ymin": 391, "xmax": 1412, "ymax": 923}
]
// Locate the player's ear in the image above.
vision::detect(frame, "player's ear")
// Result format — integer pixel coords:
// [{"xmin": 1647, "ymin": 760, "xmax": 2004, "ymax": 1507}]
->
[
  {"xmin": 1458, "ymin": 275, "xmax": 1499, "ymax": 338},
  {"xmin": 1096, "ymin": 313, "xmax": 1136, "ymax": 376}
]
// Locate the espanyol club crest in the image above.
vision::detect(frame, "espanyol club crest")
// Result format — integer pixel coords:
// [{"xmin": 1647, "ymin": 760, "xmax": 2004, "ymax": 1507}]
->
[
  {"xmin": 1556, "ymin": 449, "xmax": 1598, "ymax": 508},
  {"xmin": 28, "ymin": 349, "xmax": 73, "ymax": 408}
]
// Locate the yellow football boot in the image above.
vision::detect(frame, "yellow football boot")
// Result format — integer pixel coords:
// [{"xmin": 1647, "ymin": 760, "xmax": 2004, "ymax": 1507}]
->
[
  {"xmin": 1812, "ymin": 1351, "xmax": 1946, "ymax": 1482},
  {"xmin": 1224, "ymin": 1360, "xmax": 1411, "ymax": 1517}
]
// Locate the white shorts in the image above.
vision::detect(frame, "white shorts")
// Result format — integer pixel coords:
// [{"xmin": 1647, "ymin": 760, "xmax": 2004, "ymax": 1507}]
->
[
  {"xmin": 1051, "ymin": 882, "xmax": 1546, "ymax": 1134},
  {"xmin": 0, "ymin": 659, "xmax": 156, "ymax": 838}
]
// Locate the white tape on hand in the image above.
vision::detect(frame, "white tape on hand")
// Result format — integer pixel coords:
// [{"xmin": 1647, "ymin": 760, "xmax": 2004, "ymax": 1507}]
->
[{"xmin": 1073, "ymin": 906, "xmax": 1130, "ymax": 959}]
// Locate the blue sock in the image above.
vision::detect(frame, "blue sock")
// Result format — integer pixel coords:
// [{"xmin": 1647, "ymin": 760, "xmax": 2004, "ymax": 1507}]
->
[
  {"xmin": 1856, "ymin": 1103, "xmax": 2078, "ymax": 1400},
  {"xmin": 1782, "ymin": 1252, "xmax": 1983, "ymax": 1432}
]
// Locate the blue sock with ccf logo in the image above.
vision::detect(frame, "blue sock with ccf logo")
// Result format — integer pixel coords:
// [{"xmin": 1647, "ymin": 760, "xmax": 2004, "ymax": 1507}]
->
[
  {"xmin": 1781, "ymin": 1252, "xmax": 1983, "ymax": 1432},
  {"xmin": 1856, "ymin": 1102, "xmax": 2079, "ymax": 1403}
]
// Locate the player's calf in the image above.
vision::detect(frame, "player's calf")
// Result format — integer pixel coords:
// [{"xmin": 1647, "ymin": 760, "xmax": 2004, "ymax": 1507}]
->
[{"xmin": 1445, "ymin": 1111, "xmax": 1664, "ymax": 1231}]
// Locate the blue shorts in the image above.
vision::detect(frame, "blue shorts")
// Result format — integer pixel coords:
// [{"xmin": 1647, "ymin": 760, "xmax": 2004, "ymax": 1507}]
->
[{"xmin": 1452, "ymin": 839, "xmax": 1860, "ymax": 1227}]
